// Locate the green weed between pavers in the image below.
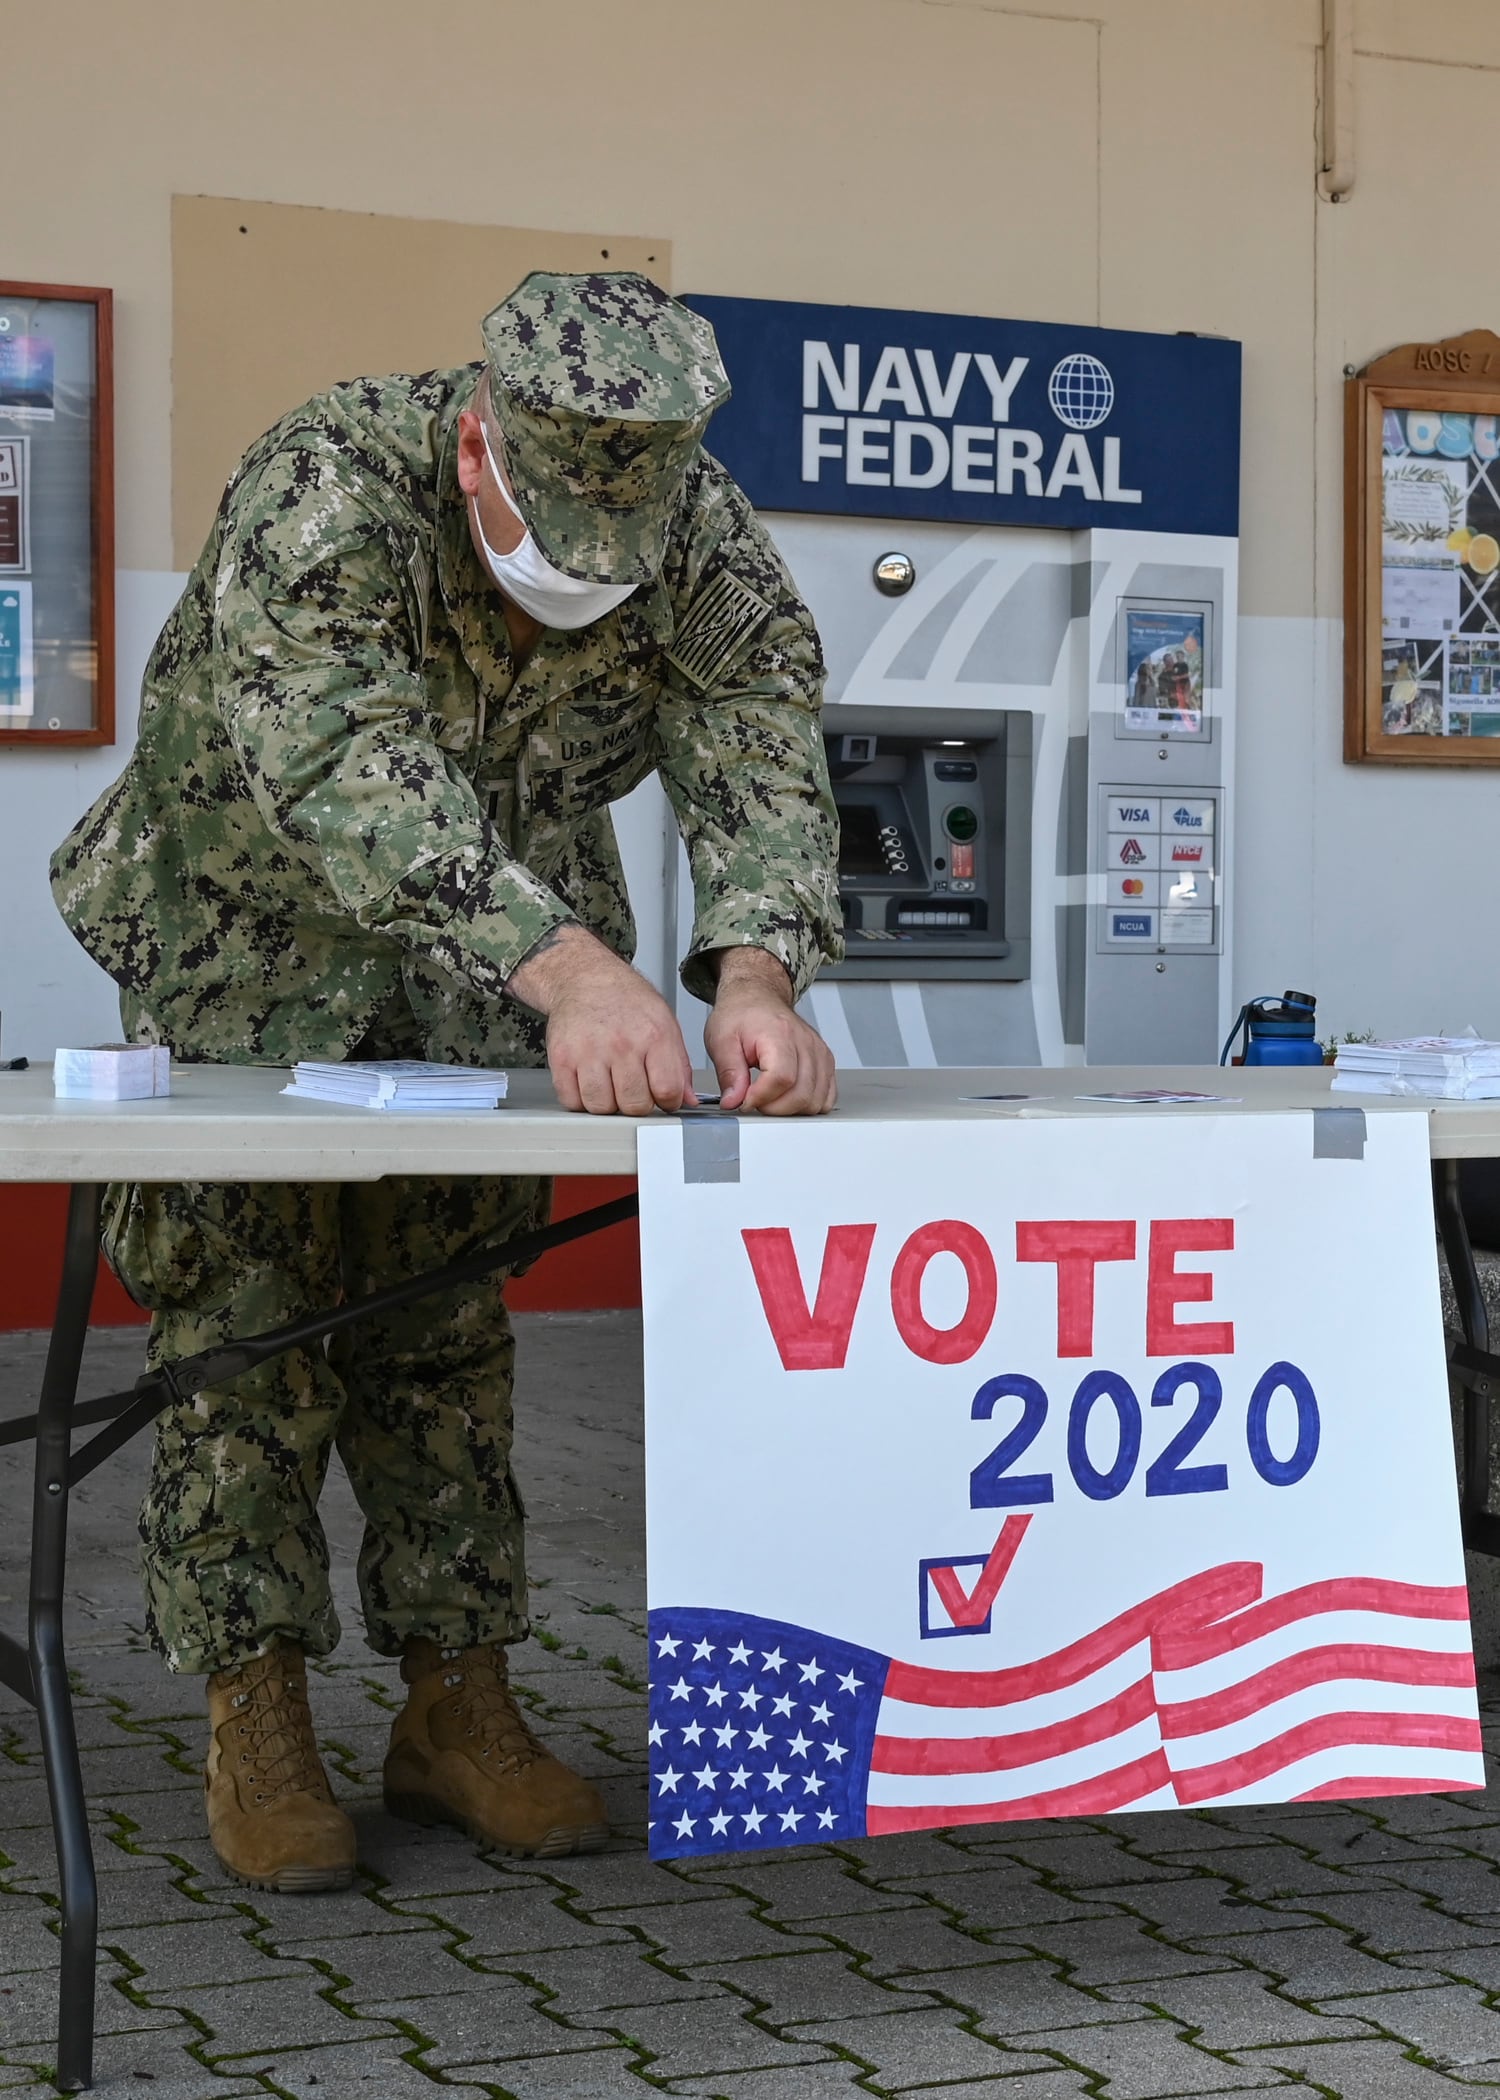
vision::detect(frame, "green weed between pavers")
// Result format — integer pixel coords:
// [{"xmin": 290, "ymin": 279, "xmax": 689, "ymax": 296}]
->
[
  {"xmin": 599, "ymin": 1655, "xmax": 646, "ymax": 1693},
  {"xmin": 357, "ymin": 1671, "xmax": 404, "ymax": 1713}
]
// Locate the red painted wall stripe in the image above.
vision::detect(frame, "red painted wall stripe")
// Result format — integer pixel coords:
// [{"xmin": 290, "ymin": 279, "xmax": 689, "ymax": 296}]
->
[{"xmin": 0, "ymin": 1176, "xmax": 642, "ymax": 1331}]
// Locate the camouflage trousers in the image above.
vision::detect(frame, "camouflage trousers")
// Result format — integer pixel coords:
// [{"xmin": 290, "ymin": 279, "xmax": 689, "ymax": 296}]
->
[{"xmin": 102, "ymin": 1171, "xmax": 550, "ymax": 1674}]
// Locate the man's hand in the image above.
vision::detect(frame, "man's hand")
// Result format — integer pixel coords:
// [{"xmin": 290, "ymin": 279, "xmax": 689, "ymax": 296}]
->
[
  {"xmin": 705, "ymin": 948, "xmax": 837, "ymax": 1116},
  {"xmin": 509, "ymin": 924, "xmax": 696, "ymax": 1115}
]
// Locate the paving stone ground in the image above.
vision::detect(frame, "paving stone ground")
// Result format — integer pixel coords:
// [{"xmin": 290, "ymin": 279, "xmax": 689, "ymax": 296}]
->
[{"xmin": 4, "ymin": 1311, "xmax": 1500, "ymax": 2098}]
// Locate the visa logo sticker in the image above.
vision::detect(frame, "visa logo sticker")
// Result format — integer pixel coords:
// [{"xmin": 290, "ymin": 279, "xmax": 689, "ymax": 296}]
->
[
  {"xmin": 1111, "ymin": 913, "xmax": 1153, "ymax": 938},
  {"xmin": 1114, "ymin": 805, "xmax": 1152, "ymax": 824}
]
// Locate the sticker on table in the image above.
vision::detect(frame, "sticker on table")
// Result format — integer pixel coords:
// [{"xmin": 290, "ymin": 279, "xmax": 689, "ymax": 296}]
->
[
  {"xmin": 639, "ymin": 1112, "xmax": 1481, "ymax": 1858},
  {"xmin": 1075, "ymin": 1090, "xmax": 1241, "ymax": 1104}
]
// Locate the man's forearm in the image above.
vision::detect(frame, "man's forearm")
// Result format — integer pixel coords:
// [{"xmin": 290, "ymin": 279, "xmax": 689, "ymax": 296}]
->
[
  {"xmin": 513, "ymin": 930, "xmax": 795, "ymax": 1018},
  {"xmin": 710, "ymin": 945, "xmax": 795, "ymax": 1004},
  {"xmin": 507, "ymin": 921, "xmax": 621, "ymax": 1016}
]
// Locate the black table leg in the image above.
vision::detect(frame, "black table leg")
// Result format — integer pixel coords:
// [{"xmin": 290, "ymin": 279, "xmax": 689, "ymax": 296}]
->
[
  {"xmin": 1435, "ymin": 1158, "xmax": 1500, "ymax": 1557},
  {"xmin": 0, "ymin": 1181, "xmax": 640, "ymax": 2090},
  {"xmin": 30, "ymin": 1184, "xmax": 103, "ymax": 2093}
]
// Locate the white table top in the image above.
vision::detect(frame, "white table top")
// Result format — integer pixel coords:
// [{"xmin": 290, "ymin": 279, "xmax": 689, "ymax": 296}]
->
[{"xmin": 0, "ymin": 1062, "xmax": 1497, "ymax": 1182}]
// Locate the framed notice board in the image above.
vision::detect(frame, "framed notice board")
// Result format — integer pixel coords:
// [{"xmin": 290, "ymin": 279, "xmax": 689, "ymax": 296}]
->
[
  {"xmin": 1345, "ymin": 329, "xmax": 1500, "ymax": 765},
  {"xmin": 0, "ymin": 282, "xmax": 113, "ymax": 746}
]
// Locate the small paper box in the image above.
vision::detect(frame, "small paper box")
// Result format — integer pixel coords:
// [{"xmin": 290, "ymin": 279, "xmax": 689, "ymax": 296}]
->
[{"xmin": 53, "ymin": 1044, "xmax": 171, "ymax": 1100}]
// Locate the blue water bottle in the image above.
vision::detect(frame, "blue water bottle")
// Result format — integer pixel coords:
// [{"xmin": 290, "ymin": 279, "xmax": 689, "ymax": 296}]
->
[{"xmin": 1220, "ymin": 990, "xmax": 1323, "ymax": 1069}]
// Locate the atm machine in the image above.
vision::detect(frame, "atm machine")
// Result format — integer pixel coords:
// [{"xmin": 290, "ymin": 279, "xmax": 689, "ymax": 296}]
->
[
  {"xmin": 628, "ymin": 296, "xmax": 1241, "ymax": 1069},
  {"xmin": 766, "ymin": 516, "xmax": 1234, "ymax": 1069},
  {"xmin": 812, "ymin": 695, "xmax": 1033, "ymax": 1068}
]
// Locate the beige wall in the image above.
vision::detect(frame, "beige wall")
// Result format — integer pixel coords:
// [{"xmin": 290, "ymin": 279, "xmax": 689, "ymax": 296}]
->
[
  {"xmin": 2, "ymin": 0, "xmax": 1488, "ymax": 616},
  {"xmin": 6, "ymin": 0, "xmax": 1500, "ymax": 1052}
]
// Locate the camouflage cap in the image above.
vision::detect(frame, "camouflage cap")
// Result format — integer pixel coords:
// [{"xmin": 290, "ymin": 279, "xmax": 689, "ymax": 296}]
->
[{"xmin": 481, "ymin": 272, "xmax": 731, "ymax": 585}]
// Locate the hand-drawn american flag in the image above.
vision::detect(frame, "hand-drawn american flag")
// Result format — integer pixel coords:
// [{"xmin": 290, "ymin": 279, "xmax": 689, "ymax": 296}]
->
[{"xmin": 647, "ymin": 1564, "xmax": 1483, "ymax": 1860}]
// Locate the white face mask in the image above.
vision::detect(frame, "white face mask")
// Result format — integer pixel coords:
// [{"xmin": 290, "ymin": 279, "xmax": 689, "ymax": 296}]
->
[{"xmin": 475, "ymin": 419, "xmax": 637, "ymax": 630}]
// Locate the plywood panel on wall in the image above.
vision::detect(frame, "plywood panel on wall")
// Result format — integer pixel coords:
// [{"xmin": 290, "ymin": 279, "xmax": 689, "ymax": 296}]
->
[{"xmin": 172, "ymin": 196, "xmax": 671, "ymax": 566}]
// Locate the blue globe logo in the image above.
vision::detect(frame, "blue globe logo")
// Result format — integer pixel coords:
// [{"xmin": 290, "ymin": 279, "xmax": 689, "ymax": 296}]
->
[{"xmin": 1047, "ymin": 353, "xmax": 1115, "ymax": 431}]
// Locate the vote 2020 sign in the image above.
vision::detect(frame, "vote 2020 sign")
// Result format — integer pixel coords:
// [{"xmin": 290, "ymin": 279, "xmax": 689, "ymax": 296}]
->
[
  {"xmin": 640, "ymin": 1110, "xmax": 1480, "ymax": 1860},
  {"xmin": 684, "ymin": 293, "xmax": 1241, "ymax": 537}
]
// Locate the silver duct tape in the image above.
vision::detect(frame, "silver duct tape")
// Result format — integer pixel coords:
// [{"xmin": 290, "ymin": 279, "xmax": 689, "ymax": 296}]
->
[
  {"xmin": 1312, "ymin": 1107, "xmax": 1366, "ymax": 1160},
  {"xmin": 681, "ymin": 1116, "xmax": 741, "ymax": 1184}
]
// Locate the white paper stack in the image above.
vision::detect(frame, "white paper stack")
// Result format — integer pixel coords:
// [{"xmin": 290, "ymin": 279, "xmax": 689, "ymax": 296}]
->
[
  {"xmin": 282, "ymin": 1060, "xmax": 509, "ymax": 1112},
  {"xmin": 54, "ymin": 1044, "xmax": 171, "ymax": 1100},
  {"xmin": 1332, "ymin": 1035, "xmax": 1500, "ymax": 1099}
]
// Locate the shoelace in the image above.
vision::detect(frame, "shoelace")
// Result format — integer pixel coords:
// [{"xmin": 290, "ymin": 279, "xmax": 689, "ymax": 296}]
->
[
  {"xmin": 439, "ymin": 1648, "xmax": 546, "ymax": 1776},
  {"xmin": 226, "ymin": 1659, "xmax": 326, "ymax": 1805}
]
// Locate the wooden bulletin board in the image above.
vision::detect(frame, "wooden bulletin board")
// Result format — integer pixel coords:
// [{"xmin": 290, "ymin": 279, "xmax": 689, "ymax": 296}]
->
[
  {"xmin": 0, "ymin": 281, "xmax": 113, "ymax": 746},
  {"xmin": 1345, "ymin": 329, "xmax": 1500, "ymax": 765},
  {"xmin": 171, "ymin": 197, "xmax": 671, "ymax": 568}
]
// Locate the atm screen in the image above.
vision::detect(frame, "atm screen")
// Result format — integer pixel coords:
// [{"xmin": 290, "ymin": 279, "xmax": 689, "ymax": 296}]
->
[{"xmin": 838, "ymin": 802, "xmax": 886, "ymax": 877}]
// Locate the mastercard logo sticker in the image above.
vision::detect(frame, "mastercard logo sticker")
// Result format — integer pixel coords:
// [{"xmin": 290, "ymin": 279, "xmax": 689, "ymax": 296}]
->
[{"xmin": 1121, "ymin": 878, "xmax": 1145, "ymax": 896}]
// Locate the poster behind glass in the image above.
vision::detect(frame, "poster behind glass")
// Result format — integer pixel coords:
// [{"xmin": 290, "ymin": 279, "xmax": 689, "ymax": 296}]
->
[
  {"xmin": 1122, "ymin": 606, "xmax": 1207, "ymax": 738},
  {"xmin": 0, "ymin": 284, "xmax": 112, "ymax": 743},
  {"xmin": 1380, "ymin": 408, "xmax": 1500, "ymax": 741}
]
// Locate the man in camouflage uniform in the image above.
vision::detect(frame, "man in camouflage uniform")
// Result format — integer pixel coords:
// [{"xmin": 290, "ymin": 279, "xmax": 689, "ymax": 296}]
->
[{"xmin": 51, "ymin": 273, "xmax": 840, "ymax": 1890}]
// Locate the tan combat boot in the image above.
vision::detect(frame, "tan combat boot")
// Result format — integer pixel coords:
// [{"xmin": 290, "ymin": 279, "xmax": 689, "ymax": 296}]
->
[
  {"xmin": 384, "ymin": 1638, "xmax": 609, "ymax": 1858},
  {"xmin": 204, "ymin": 1642, "xmax": 356, "ymax": 1892}
]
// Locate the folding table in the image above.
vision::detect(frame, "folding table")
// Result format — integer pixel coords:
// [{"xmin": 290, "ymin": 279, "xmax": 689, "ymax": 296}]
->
[{"xmin": 3, "ymin": 1062, "xmax": 1499, "ymax": 2090}]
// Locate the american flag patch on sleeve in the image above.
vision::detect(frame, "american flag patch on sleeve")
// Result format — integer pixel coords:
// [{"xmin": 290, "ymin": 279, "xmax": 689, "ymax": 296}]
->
[{"xmin": 665, "ymin": 570, "xmax": 772, "ymax": 692}]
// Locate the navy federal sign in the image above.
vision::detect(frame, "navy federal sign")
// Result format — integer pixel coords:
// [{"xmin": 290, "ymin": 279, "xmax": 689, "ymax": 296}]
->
[{"xmin": 684, "ymin": 295, "xmax": 1241, "ymax": 538}]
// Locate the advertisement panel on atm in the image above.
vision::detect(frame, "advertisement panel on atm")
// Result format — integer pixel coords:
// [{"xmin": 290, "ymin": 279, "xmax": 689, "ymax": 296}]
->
[{"xmin": 685, "ymin": 294, "xmax": 1241, "ymax": 538}]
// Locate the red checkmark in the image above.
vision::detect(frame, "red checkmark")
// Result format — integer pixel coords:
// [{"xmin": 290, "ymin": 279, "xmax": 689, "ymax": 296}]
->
[{"xmin": 927, "ymin": 1513, "xmax": 1033, "ymax": 1628}]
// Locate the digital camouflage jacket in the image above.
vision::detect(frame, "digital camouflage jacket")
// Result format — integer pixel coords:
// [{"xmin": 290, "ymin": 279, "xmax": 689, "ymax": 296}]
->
[{"xmin": 51, "ymin": 367, "xmax": 842, "ymax": 1067}]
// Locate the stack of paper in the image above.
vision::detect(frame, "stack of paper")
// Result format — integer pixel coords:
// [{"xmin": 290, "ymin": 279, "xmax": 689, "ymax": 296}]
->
[
  {"xmin": 1074, "ymin": 1089, "xmax": 1241, "ymax": 1105},
  {"xmin": 54, "ymin": 1044, "xmax": 171, "ymax": 1100},
  {"xmin": 282, "ymin": 1060, "xmax": 509, "ymax": 1112},
  {"xmin": 1332, "ymin": 1035, "xmax": 1500, "ymax": 1099}
]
